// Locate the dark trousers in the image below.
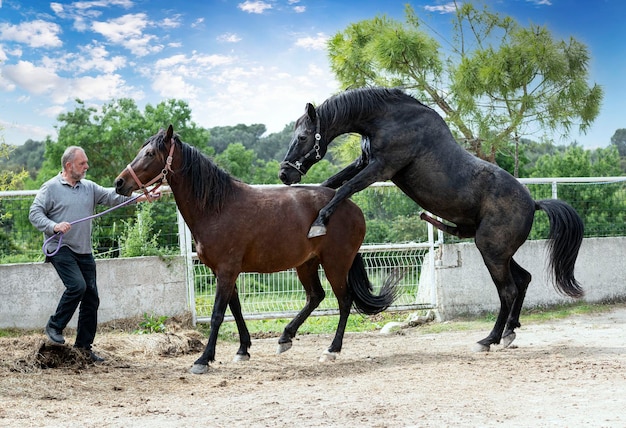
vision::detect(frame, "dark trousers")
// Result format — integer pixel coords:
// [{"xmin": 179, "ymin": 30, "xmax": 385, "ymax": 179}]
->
[{"xmin": 48, "ymin": 247, "xmax": 99, "ymax": 349}]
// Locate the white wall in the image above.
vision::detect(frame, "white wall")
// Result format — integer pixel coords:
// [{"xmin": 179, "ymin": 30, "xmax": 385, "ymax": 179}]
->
[
  {"xmin": 0, "ymin": 256, "xmax": 190, "ymax": 329},
  {"xmin": 418, "ymin": 237, "xmax": 626, "ymax": 320}
]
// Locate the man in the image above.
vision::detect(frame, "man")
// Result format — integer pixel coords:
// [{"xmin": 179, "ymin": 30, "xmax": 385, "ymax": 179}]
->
[{"xmin": 29, "ymin": 146, "xmax": 157, "ymax": 362}]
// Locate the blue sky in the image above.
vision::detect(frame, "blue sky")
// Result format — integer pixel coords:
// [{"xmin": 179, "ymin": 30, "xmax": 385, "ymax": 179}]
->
[{"xmin": 0, "ymin": 0, "xmax": 624, "ymax": 149}]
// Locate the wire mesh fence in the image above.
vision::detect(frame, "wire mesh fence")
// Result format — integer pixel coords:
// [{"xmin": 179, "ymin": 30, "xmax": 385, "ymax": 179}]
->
[{"xmin": 192, "ymin": 244, "xmax": 432, "ymax": 322}]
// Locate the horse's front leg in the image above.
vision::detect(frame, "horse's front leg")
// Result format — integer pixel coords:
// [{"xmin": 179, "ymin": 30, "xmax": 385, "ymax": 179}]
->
[
  {"xmin": 309, "ymin": 161, "xmax": 385, "ymax": 238},
  {"xmin": 321, "ymin": 156, "xmax": 367, "ymax": 189},
  {"xmin": 228, "ymin": 286, "xmax": 252, "ymax": 362},
  {"xmin": 190, "ymin": 275, "xmax": 235, "ymax": 374}
]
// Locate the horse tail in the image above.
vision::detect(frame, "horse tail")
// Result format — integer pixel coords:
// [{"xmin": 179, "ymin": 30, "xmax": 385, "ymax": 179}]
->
[
  {"xmin": 347, "ymin": 253, "xmax": 402, "ymax": 315},
  {"xmin": 535, "ymin": 199, "xmax": 584, "ymax": 298}
]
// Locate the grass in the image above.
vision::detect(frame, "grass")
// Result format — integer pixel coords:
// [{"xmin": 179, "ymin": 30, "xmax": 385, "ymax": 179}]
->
[
  {"xmin": 199, "ymin": 301, "xmax": 621, "ymax": 342},
  {"xmin": 1, "ymin": 301, "xmax": 620, "ymax": 340}
]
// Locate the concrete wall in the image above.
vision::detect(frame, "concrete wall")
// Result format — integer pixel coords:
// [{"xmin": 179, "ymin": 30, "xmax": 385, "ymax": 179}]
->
[
  {"xmin": 418, "ymin": 237, "xmax": 626, "ymax": 320},
  {"xmin": 0, "ymin": 256, "xmax": 190, "ymax": 329},
  {"xmin": 2, "ymin": 237, "xmax": 625, "ymax": 329}
]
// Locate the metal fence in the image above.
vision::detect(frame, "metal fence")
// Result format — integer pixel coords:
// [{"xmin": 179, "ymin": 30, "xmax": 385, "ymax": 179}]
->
[{"xmin": 2, "ymin": 177, "xmax": 626, "ymax": 322}]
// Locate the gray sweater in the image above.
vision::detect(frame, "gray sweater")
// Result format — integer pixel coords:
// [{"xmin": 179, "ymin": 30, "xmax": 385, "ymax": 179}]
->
[{"xmin": 29, "ymin": 173, "xmax": 134, "ymax": 255}]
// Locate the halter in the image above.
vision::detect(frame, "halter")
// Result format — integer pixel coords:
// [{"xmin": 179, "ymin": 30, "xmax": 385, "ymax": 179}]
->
[
  {"xmin": 125, "ymin": 138, "xmax": 175, "ymax": 200},
  {"xmin": 283, "ymin": 114, "xmax": 323, "ymax": 176}
]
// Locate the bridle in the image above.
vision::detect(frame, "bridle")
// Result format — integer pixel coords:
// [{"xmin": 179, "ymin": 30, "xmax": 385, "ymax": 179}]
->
[
  {"xmin": 282, "ymin": 114, "xmax": 323, "ymax": 176},
  {"xmin": 125, "ymin": 138, "xmax": 176, "ymax": 200}
]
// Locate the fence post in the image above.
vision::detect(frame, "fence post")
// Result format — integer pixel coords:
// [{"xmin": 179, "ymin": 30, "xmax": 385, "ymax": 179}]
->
[{"xmin": 177, "ymin": 207, "xmax": 197, "ymax": 325}]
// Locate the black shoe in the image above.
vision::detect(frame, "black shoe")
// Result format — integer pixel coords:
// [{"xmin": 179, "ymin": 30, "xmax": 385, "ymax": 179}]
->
[
  {"xmin": 75, "ymin": 347, "xmax": 105, "ymax": 363},
  {"xmin": 88, "ymin": 351, "xmax": 105, "ymax": 363},
  {"xmin": 45, "ymin": 324, "xmax": 65, "ymax": 344}
]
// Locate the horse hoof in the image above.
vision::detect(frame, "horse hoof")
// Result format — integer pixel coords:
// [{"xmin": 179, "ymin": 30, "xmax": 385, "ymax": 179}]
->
[
  {"xmin": 233, "ymin": 353, "xmax": 250, "ymax": 362},
  {"xmin": 319, "ymin": 350, "xmax": 338, "ymax": 362},
  {"xmin": 502, "ymin": 332, "xmax": 516, "ymax": 348},
  {"xmin": 307, "ymin": 225, "xmax": 327, "ymax": 238},
  {"xmin": 189, "ymin": 363, "xmax": 209, "ymax": 375},
  {"xmin": 472, "ymin": 342, "xmax": 490, "ymax": 353},
  {"xmin": 276, "ymin": 342, "xmax": 293, "ymax": 354}
]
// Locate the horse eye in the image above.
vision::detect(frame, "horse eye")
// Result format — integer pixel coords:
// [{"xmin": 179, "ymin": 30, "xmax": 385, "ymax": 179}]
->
[{"xmin": 297, "ymin": 134, "xmax": 308, "ymax": 143}]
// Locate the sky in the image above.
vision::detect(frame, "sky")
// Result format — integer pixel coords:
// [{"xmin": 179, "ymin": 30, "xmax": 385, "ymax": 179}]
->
[{"xmin": 0, "ymin": 0, "xmax": 624, "ymax": 150}]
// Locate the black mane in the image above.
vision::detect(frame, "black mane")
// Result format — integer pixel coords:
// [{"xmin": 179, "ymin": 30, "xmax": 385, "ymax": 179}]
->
[
  {"xmin": 153, "ymin": 130, "xmax": 234, "ymax": 212},
  {"xmin": 317, "ymin": 87, "xmax": 430, "ymax": 128}
]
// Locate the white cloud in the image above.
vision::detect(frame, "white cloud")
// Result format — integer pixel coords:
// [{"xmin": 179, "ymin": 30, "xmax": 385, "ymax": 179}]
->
[
  {"xmin": 92, "ymin": 13, "xmax": 161, "ymax": 56},
  {"xmin": 191, "ymin": 18, "xmax": 204, "ymax": 29},
  {"xmin": 41, "ymin": 105, "xmax": 66, "ymax": 118},
  {"xmin": 0, "ymin": 20, "xmax": 63, "ymax": 48},
  {"xmin": 161, "ymin": 15, "xmax": 182, "ymax": 29},
  {"xmin": 50, "ymin": 3, "xmax": 64, "ymax": 14},
  {"xmin": 74, "ymin": 43, "xmax": 127, "ymax": 73},
  {"xmin": 293, "ymin": 6, "xmax": 306, "ymax": 13},
  {"xmin": 294, "ymin": 33, "xmax": 328, "ymax": 50},
  {"xmin": 424, "ymin": 2, "xmax": 457, "ymax": 14},
  {"xmin": 1, "ymin": 60, "xmax": 141, "ymax": 105},
  {"xmin": 527, "ymin": 0, "xmax": 552, "ymax": 5},
  {"xmin": 238, "ymin": 1, "xmax": 272, "ymax": 14},
  {"xmin": 2, "ymin": 61, "xmax": 62, "ymax": 96},
  {"xmin": 154, "ymin": 52, "xmax": 235, "ymax": 72},
  {"xmin": 152, "ymin": 72, "xmax": 198, "ymax": 100},
  {"xmin": 217, "ymin": 33, "xmax": 242, "ymax": 43}
]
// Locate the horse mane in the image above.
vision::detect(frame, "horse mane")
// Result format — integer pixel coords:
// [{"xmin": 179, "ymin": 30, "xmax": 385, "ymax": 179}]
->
[
  {"xmin": 317, "ymin": 87, "xmax": 431, "ymax": 128},
  {"xmin": 154, "ymin": 130, "xmax": 235, "ymax": 212}
]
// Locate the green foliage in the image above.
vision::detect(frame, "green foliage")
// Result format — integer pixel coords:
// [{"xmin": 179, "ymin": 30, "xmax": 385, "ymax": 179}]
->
[
  {"xmin": 119, "ymin": 202, "xmax": 163, "ymax": 257},
  {"xmin": 134, "ymin": 312, "xmax": 168, "ymax": 334},
  {"xmin": 328, "ymin": 2, "xmax": 603, "ymax": 165},
  {"xmin": 0, "ymin": 143, "xmax": 29, "ymax": 191},
  {"xmin": 34, "ymin": 98, "xmax": 208, "ymax": 188}
]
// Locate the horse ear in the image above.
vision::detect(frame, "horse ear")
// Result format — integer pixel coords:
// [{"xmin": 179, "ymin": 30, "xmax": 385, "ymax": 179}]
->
[
  {"xmin": 166, "ymin": 124, "xmax": 174, "ymax": 141},
  {"xmin": 305, "ymin": 103, "xmax": 316, "ymax": 122}
]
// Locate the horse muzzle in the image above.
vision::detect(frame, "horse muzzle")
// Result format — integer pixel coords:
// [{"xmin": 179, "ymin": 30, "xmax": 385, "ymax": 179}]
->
[
  {"xmin": 278, "ymin": 164, "xmax": 303, "ymax": 185},
  {"xmin": 114, "ymin": 176, "xmax": 135, "ymax": 196}
]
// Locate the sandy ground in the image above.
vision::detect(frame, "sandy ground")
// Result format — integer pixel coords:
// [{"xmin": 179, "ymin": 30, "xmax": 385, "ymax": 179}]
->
[{"xmin": 1, "ymin": 305, "xmax": 625, "ymax": 428}]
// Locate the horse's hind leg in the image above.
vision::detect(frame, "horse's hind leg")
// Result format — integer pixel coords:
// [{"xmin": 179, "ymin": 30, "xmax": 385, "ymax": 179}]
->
[
  {"xmin": 229, "ymin": 287, "xmax": 252, "ymax": 361},
  {"xmin": 501, "ymin": 260, "xmax": 532, "ymax": 348},
  {"xmin": 474, "ymin": 254, "xmax": 518, "ymax": 352},
  {"xmin": 321, "ymin": 272, "xmax": 353, "ymax": 362},
  {"xmin": 277, "ymin": 259, "xmax": 325, "ymax": 354}
]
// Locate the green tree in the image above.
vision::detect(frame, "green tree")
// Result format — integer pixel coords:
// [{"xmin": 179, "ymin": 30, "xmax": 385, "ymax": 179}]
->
[
  {"xmin": 528, "ymin": 145, "xmax": 625, "ymax": 239},
  {"xmin": 327, "ymin": 3, "xmax": 602, "ymax": 174},
  {"xmin": 215, "ymin": 143, "xmax": 257, "ymax": 182},
  {"xmin": 0, "ymin": 143, "xmax": 28, "ymax": 191},
  {"xmin": 610, "ymin": 129, "xmax": 626, "ymax": 157},
  {"xmin": 610, "ymin": 128, "xmax": 626, "ymax": 173},
  {"xmin": 36, "ymin": 98, "xmax": 208, "ymax": 186},
  {"xmin": 208, "ymin": 124, "xmax": 266, "ymax": 154},
  {"xmin": 0, "ymin": 139, "xmax": 29, "ymax": 258}
]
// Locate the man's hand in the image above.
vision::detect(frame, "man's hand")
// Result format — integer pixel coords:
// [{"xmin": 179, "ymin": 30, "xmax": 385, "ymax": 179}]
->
[{"xmin": 54, "ymin": 222, "xmax": 71, "ymax": 234}]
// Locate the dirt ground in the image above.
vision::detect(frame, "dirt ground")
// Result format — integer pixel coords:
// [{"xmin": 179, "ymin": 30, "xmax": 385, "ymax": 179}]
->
[{"xmin": 1, "ymin": 305, "xmax": 625, "ymax": 428}]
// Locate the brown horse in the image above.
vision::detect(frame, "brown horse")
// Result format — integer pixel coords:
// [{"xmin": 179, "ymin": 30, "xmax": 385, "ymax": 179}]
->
[{"xmin": 115, "ymin": 125, "xmax": 400, "ymax": 374}]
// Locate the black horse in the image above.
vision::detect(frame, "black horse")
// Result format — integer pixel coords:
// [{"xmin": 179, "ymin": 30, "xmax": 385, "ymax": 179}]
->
[{"xmin": 279, "ymin": 87, "xmax": 584, "ymax": 352}]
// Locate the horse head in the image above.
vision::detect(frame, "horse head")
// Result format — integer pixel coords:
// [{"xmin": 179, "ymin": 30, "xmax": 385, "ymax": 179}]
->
[
  {"xmin": 115, "ymin": 125, "xmax": 176, "ymax": 196},
  {"xmin": 279, "ymin": 103, "xmax": 328, "ymax": 185}
]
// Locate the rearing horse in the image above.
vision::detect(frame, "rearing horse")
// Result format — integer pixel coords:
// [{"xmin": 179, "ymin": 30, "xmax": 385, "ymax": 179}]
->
[
  {"xmin": 279, "ymin": 87, "xmax": 584, "ymax": 352},
  {"xmin": 115, "ymin": 125, "xmax": 400, "ymax": 374}
]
